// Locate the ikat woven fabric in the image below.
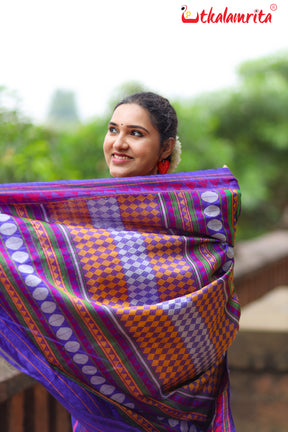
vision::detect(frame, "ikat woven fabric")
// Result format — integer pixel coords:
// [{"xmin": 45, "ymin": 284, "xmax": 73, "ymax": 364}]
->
[{"xmin": 0, "ymin": 168, "xmax": 241, "ymax": 432}]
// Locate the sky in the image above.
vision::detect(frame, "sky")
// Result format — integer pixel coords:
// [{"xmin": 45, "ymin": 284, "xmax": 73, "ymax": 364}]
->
[{"xmin": 1, "ymin": 0, "xmax": 287, "ymax": 122}]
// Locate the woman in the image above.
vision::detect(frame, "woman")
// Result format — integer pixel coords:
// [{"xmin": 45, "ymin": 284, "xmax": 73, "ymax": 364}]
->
[
  {"xmin": 0, "ymin": 92, "xmax": 240, "ymax": 432},
  {"xmin": 103, "ymin": 92, "xmax": 180, "ymax": 178}
]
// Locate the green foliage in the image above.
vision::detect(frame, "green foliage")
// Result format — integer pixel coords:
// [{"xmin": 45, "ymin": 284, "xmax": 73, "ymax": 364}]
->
[
  {"xmin": 56, "ymin": 118, "xmax": 109, "ymax": 179},
  {"xmin": 174, "ymin": 98, "xmax": 234, "ymax": 172},
  {"xmin": 46, "ymin": 89, "xmax": 80, "ymax": 129},
  {"xmin": 0, "ymin": 88, "xmax": 74, "ymax": 182},
  {"xmin": 1, "ymin": 53, "xmax": 288, "ymax": 239},
  {"xmin": 209, "ymin": 55, "xmax": 288, "ymax": 237}
]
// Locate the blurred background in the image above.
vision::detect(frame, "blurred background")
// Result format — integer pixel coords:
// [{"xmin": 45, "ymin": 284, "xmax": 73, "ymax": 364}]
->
[
  {"xmin": 1, "ymin": 0, "xmax": 287, "ymax": 240},
  {"xmin": 0, "ymin": 1, "xmax": 287, "ymax": 431}
]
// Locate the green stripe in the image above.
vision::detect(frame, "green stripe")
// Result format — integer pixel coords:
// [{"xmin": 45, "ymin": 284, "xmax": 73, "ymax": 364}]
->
[
  {"xmin": 185, "ymin": 191, "xmax": 200, "ymax": 233},
  {"xmin": 169, "ymin": 192, "xmax": 184, "ymax": 231},
  {"xmin": 193, "ymin": 244, "xmax": 211, "ymax": 279},
  {"xmin": 206, "ymin": 242, "xmax": 224, "ymax": 276},
  {"xmin": 23, "ymin": 219, "xmax": 74, "ymax": 295}
]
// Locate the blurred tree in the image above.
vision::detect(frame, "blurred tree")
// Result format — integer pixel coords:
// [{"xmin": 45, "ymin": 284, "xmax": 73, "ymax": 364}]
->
[
  {"xmin": 208, "ymin": 53, "xmax": 288, "ymax": 237},
  {"xmin": 1, "ymin": 53, "xmax": 288, "ymax": 239},
  {"xmin": 172, "ymin": 53, "xmax": 288, "ymax": 237},
  {"xmin": 0, "ymin": 87, "xmax": 73, "ymax": 182},
  {"xmin": 57, "ymin": 118, "xmax": 109, "ymax": 179},
  {"xmin": 47, "ymin": 89, "xmax": 80, "ymax": 129}
]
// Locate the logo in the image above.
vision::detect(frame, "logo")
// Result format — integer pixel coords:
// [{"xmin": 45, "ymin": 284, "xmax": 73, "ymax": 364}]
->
[{"xmin": 181, "ymin": 4, "xmax": 276, "ymax": 23}]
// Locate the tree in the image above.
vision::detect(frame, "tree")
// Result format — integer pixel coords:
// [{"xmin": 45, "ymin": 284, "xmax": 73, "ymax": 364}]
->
[
  {"xmin": 0, "ymin": 87, "xmax": 73, "ymax": 182},
  {"xmin": 1, "ymin": 53, "xmax": 288, "ymax": 239},
  {"xmin": 47, "ymin": 89, "xmax": 80, "ymax": 129},
  {"xmin": 204, "ymin": 53, "xmax": 288, "ymax": 236}
]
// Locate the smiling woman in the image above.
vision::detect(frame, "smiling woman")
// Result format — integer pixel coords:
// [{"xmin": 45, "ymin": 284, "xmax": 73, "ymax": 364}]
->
[
  {"xmin": 104, "ymin": 92, "xmax": 180, "ymax": 177},
  {"xmin": 0, "ymin": 91, "xmax": 241, "ymax": 432}
]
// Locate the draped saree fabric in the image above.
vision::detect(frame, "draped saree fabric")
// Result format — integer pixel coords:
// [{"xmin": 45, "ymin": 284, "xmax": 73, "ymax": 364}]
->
[{"xmin": 0, "ymin": 168, "xmax": 241, "ymax": 432}]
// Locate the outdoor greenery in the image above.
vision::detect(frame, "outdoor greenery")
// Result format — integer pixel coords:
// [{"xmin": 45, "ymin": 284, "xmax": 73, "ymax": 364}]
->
[
  {"xmin": 47, "ymin": 89, "xmax": 80, "ymax": 129},
  {"xmin": 1, "ymin": 53, "xmax": 287, "ymax": 240}
]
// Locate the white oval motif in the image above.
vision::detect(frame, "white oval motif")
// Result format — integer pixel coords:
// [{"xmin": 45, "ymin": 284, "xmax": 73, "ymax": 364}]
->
[
  {"xmin": 169, "ymin": 419, "xmax": 179, "ymax": 427},
  {"xmin": 111, "ymin": 393, "xmax": 125, "ymax": 403},
  {"xmin": 49, "ymin": 314, "xmax": 65, "ymax": 327},
  {"xmin": 90, "ymin": 376, "xmax": 105, "ymax": 385},
  {"xmin": 0, "ymin": 214, "xmax": 10, "ymax": 222},
  {"xmin": 33, "ymin": 287, "xmax": 49, "ymax": 300},
  {"xmin": 204, "ymin": 205, "xmax": 220, "ymax": 218},
  {"xmin": 207, "ymin": 219, "xmax": 223, "ymax": 231},
  {"xmin": 5, "ymin": 236, "xmax": 23, "ymax": 250},
  {"xmin": 226, "ymin": 247, "xmax": 234, "ymax": 259},
  {"xmin": 41, "ymin": 301, "xmax": 57, "ymax": 314},
  {"xmin": 124, "ymin": 402, "xmax": 135, "ymax": 409},
  {"xmin": 12, "ymin": 251, "xmax": 29, "ymax": 263},
  {"xmin": 25, "ymin": 275, "xmax": 41, "ymax": 287},
  {"xmin": 180, "ymin": 421, "xmax": 189, "ymax": 432},
  {"xmin": 100, "ymin": 384, "xmax": 116, "ymax": 395},
  {"xmin": 212, "ymin": 233, "xmax": 227, "ymax": 241},
  {"xmin": 56, "ymin": 327, "xmax": 73, "ymax": 340},
  {"xmin": 19, "ymin": 265, "xmax": 34, "ymax": 274},
  {"xmin": 0, "ymin": 223, "xmax": 17, "ymax": 236},
  {"xmin": 223, "ymin": 260, "xmax": 233, "ymax": 272},
  {"xmin": 201, "ymin": 191, "xmax": 218, "ymax": 203},
  {"xmin": 64, "ymin": 341, "xmax": 80, "ymax": 353},
  {"xmin": 82, "ymin": 365, "xmax": 97, "ymax": 375},
  {"xmin": 73, "ymin": 354, "xmax": 88, "ymax": 365}
]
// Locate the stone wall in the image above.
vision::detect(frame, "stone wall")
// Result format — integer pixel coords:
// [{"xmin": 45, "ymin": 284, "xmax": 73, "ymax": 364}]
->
[
  {"xmin": 230, "ymin": 231, "xmax": 288, "ymax": 432},
  {"xmin": 229, "ymin": 330, "xmax": 288, "ymax": 432},
  {"xmin": 234, "ymin": 231, "xmax": 288, "ymax": 305}
]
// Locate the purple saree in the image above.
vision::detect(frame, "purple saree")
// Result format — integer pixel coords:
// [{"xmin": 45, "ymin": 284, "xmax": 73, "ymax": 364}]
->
[{"xmin": 0, "ymin": 168, "xmax": 241, "ymax": 432}]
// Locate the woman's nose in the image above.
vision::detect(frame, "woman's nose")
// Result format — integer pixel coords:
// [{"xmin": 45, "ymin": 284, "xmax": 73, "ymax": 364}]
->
[{"xmin": 113, "ymin": 133, "xmax": 129, "ymax": 150}]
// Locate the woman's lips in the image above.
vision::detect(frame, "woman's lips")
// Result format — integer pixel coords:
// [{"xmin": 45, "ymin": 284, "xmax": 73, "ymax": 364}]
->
[{"xmin": 111, "ymin": 153, "xmax": 132, "ymax": 163}]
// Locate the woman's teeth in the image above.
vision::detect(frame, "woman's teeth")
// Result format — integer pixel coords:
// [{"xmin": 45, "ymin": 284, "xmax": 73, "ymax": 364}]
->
[{"xmin": 113, "ymin": 154, "xmax": 130, "ymax": 159}]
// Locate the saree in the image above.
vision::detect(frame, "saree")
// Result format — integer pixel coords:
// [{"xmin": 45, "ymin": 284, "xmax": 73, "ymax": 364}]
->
[{"xmin": 0, "ymin": 168, "xmax": 241, "ymax": 432}]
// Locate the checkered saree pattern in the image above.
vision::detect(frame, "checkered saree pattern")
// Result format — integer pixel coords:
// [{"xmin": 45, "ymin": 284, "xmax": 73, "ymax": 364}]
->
[{"xmin": 0, "ymin": 169, "xmax": 241, "ymax": 432}]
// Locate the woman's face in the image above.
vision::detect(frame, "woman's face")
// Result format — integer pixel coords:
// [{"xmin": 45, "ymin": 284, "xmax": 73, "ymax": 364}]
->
[{"xmin": 103, "ymin": 103, "xmax": 166, "ymax": 178}]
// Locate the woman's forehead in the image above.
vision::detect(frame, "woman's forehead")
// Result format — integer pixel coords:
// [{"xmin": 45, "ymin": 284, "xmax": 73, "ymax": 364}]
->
[{"xmin": 111, "ymin": 103, "xmax": 153, "ymax": 127}]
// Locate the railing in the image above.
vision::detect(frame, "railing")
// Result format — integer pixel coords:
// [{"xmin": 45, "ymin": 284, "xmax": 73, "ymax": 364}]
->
[
  {"xmin": 0, "ymin": 361, "xmax": 71, "ymax": 432},
  {"xmin": 1, "ymin": 230, "xmax": 287, "ymax": 432},
  {"xmin": 230, "ymin": 230, "xmax": 288, "ymax": 432},
  {"xmin": 233, "ymin": 230, "xmax": 288, "ymax": 306}
]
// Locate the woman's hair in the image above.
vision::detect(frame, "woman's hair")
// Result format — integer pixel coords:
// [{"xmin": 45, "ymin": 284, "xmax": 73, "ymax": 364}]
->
[{"xmin": 114, "ymin": 92, "xmax": 178, "ymax": 146}]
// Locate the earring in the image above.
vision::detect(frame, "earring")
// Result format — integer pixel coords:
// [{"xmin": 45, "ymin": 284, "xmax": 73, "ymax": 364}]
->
[{"xmin": 157, "ymin": 159, "xmax": 170, "ymax": 175}]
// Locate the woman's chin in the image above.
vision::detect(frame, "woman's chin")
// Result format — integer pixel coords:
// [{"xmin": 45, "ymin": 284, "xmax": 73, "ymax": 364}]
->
[
  {"xmin": 109, "ymin": 164, "xmax": 158, "ymax": 178},
  {"xmin": 109, "ymin": 166, "xmax": 130, "ymax": 178}
]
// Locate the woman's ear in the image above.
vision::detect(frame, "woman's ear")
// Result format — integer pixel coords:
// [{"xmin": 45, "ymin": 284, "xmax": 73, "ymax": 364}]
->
[{"xmin": 160, "ymin": 137, "xmax": 175, "ymax": 160}]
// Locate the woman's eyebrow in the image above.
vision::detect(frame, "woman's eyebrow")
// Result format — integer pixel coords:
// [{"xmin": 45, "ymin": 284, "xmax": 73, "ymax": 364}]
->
[
  {"xmin": 127, "ymin": 125, "xmax": 149, "ymax": 133},
  {"xmin": 108, "ymin": 121, "xmax": 149, "ymax": 134}
]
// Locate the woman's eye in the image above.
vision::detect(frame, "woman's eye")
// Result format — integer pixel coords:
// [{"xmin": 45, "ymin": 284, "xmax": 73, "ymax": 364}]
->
[
  {"xmin": 109, "ymin": 126, "xmax": 118, "ymax": 134},
  {"xmin": 131, "ymin": 130, "xmax": 143, "ymax": 137}
]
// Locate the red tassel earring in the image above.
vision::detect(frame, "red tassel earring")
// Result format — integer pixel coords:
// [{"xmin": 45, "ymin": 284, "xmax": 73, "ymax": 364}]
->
[
  {"xmin": 157, "ymin": 159, "xmax": 170, "ymax": 174},
  {"xmin": 157, "ymin": 159, "xmax": 170, "ymax": 175}
]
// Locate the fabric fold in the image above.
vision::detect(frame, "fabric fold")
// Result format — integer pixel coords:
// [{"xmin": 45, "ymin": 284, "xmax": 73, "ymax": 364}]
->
[{"xmin": 0, "ymin": 168, "xmax": 241, "ymax": 432}]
